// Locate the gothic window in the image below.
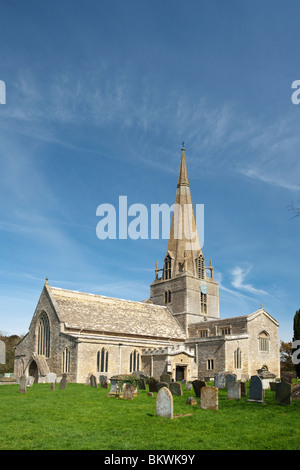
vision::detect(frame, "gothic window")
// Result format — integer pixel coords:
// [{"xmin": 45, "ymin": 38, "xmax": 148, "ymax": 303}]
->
[
  {"xmin": 197, "ymin": 255, "xmax": 205, "ymax": 279},
  {"xmin": 201, "ymin": 292, "xmax": 207, "ymax": 314},
  {"xmin": 234, "ymin": 348, "xmax": 242, "ymax": 369},
  {"xmin": 259, "ymin": 331, "xmax": 269, "ymax": 352},
  {"xmin": 130, "ymin": 350, "xmax": 140, "ymax": 373},
  {"xmin": 37, "ymin": 312, "xmax": 50, "ymax": 358},
  {"xmin": 164, "ymin": 255, "xmax": 172, "ymax": 280},
  {"xmin": 97, "ymin": 348, "xmax": 109, "ymax": 373},
  {"xmin": 62, "ymin": 347, "xmax": 70, "ymax": 373}
]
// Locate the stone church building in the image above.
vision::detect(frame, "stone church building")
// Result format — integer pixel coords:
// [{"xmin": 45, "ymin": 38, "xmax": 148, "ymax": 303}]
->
[{"xmin": 14, "ymin": 146, "xmax": 280, "ymax": 383}]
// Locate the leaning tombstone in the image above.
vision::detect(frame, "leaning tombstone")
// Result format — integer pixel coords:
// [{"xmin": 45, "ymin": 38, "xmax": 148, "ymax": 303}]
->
[
  {"xmin": 90, "ymin": 374, "xmax": 97, "ymax": 388},
  {"xmin": 201, "ymin": 386, "xmax": 218, "ymax": 410},
  {"xmin": 156, "ymin": 386, "xmax": 173, "ymax": 419},
  {"xmin": 227, "ymin": 381, "xmax": 241, "ymax": 400},
  {"xmin": 247, "ymin": 375, "xmax": 264, "ymax": 403},
  {"xmin": 275, "ymin": 381, "xmax": 292, "ymax": 405},
  {"xmin": 192, "ymin": 379, "xmax": 206, "ymax": 397},
  {"xmin": 19, "ymin": 375, "xmax": 27, "ymax": 394},
  {"xmin": 59, "ymin": 373, "xmax": 68, "ymax": 390},
  {"xmin": 0, "ymin": 340, "xmax": 5, "ymax": 365},
  {"xmin": 170, "ymin": 382, "xmax": 183, "ymax": 396},
  {"xmin": 156, "ymin": 381, "xmax": 169, "ymax": 392}
]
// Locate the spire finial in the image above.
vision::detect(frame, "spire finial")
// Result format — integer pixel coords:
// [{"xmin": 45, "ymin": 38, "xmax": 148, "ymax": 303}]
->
[
  {"xmin": 45, "ymin": 277, "xmax": 49, "ymax": 285},
  {"xmin": 181, "ymin": 140, "xmax": 185, "ymax": 150}
]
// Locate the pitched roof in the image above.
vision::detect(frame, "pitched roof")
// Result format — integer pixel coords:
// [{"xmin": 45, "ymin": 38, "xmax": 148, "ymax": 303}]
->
[{"xmin": 47, "ymin": 285, "xmax": 185, "ymax": 340}]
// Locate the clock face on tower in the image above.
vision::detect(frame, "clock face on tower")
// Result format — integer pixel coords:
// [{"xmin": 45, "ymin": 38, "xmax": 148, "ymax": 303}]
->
[{"xmin": 201, "ymin": 285, "xmax": 207, "ymax": 294}]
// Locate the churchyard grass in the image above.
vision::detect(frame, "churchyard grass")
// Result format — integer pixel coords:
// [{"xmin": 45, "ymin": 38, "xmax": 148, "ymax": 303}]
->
[{"xmin": 0, "ymin": 382, "xmax": 299, "ymax": 450}]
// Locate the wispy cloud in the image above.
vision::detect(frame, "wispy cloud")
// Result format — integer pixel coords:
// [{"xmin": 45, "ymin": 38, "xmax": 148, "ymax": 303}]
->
[{"xmin": 231, "ymin": 265, "xmax": 268, "ymax": 296}]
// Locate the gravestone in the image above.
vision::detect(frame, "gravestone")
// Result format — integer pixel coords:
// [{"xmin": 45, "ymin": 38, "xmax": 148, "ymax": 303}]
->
[
  {"xmin": 227, "ymin": 381, "xmax": 241, "ymax": 400},
  {"xmin": 90, "ymin": 374, "xmax": 97, "ymax": 388},
  {"xmin": 214, "ymin": 372, "xmax": 226, "ymax": 389},
  {"xmin": 248, "ymin": 375, "xmax": 264, "ymax": 403},
  {"xmin": 50, "ymin": 382, "xmax": 55, "ymax": 391},
  {"xmin": 123, "ymin": 383, "xmax": 135, "ymax": 400},
  {"xmin": 225, "ymin": 373, "xmax": 237, "ymax": 389},
  {"xmin": 19, "ymin": 375, "xmax": 27, "ymax": 393},
  {"xmin": 170, "ymin": 382, "xmax": 183, "ymax": 396},
  {"xmin": 185, "ymin": 382, "xmax": 193, "ymax": 391},
  {"xmin": 275, "ymin": 382, "xmax": 292, "ymax": 405},
  {"xmin": 292, "ymin": 384, "xmax": 300, "ymax": 400},
  {"xmin": 0, "ymin": 340, "xmax": 5, "ymax": 364},
  {"xmin": 26, "ymin": 376, "xmax": 34, "ymax": 387},
  {"xmin": 147, "ymin": 392, "xmax": 153, "ymax": 397},
  {"xmin": 99, "ymin": 375, "xmax": 108, "ymax": 388},
  {"xmin": 149, "ymin": 377, "xmax": 158, "ymax": 392},
  {"xmin": 46, "ymin": 372, "xmax": 57, "ymax": 384},
  {"xmin": 240, "ymin": 382, "xmax": 247, "ymax": 397},
  {"xmin": 157, "ymin": 381, "xmax": 169, "ymax": 392},
  {"xmin": 156, "ymin": 386, "xmax": 173, "ymax": 419},
  {"xmin": 186, "ymin": 397, "xmax": 197, "ymax": 405},
  {"xmin": 192, "ymin": 380, "xmax": 206, "ymax": 397},
  {"xmin": 160, "ymin": 374, "xmax": 171, "ymax": 386},
  {"xmin": 138, "ymin": 378, "xmax": 146, "ymax": 390},
  {"xmin": 281, "ymin": 372, "xmax": 293, "ymax": 384},
  {"xmin": 201, "ymin": 386, "xmax": 218, "ymax": 410},
  {"xmin": 59, "ymin": 373, "xmax": 68, "ymax": 390}
]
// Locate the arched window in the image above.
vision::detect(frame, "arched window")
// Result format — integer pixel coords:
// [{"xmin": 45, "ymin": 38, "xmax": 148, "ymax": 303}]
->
[
  {"xmin": 130, "ymin": 350, "xmax": 140, "ymax": 373},
  {"xmin": 37, "ymin": 312, "xmax": 50, "ymax": 358},
  {"xmin": 259, "ymin": 331, "xmax": 269, "ymax": 352},
  {"xmin": 97, "ymin": 348, "xmax": 109, "ymax": 373},
  {"xmin": 234, "ymin": 348, "xmax": 242, "ymax": 369},
  {"xmin": 201, "ymin": 292, "xmax": 207, "ymax": 314},
  {"xmin": 197, "ymin": 255, "xmax": 205, "ymax": 279},
  {"xmin": 164, "ymin": 255, "xmax": 172, "ymax": 280},
  {"xmin": 62, "ymin": 347, "xmax": 70, "ymax": 373}
]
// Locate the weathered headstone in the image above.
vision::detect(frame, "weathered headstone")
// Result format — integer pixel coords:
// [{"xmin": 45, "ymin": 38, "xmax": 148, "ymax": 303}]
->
[
  {"xmin": 147, "ymin": 392, "xmax": 153, "ymax": 397},
  {"xmin": 240, "ymin": 382, "xmax": 247, "ymax": 397},
  {"xmin": 214, "ymin": 372, "xmax": 226, "ymax": 389},
  {"xmin": 160, "ymin": 374, "xmax": 171, "ymax": 386},
  {"xmin": 201, "ymin": 386, "xmax": 218, "ymax": 410},
  {"xmin": 59, "ymin": 373, "xmax": 68, "ymax": 390},
  {"xmin": 275, "ymin": 382, "xmax": 292, "ymax": 405},
  {"xmin": 227, "ymin": 381, "xmax": 241, "ymax": 400},
  {"xmin": 192, "ymin": 380, "xmax": 206, "ymax": 397},
  {"xmin": 156, "ymin": 381, "xmax": 169, "ymax": 392},
  {"xmin": 185, "ymin": 382, "xmax": 193, "ymax": 391},
  {"xmin": 248, "ymin": 375, "xmax": 264, "ymax": 403},
  {"xmin": 281, "ymin": 372, "xmax": 293, "ymax": 384},
  {"xmin": 26, "ymin": 376, "xmax": 34, "ymax": 387},
  {"xmin": 170, "ymin": 382, "xmax": 183, "ymax": 396},
  {"xmin": 99, "ymin": 375, "xmax": 108, "ymax": 388},
  {"xmin": 46, "ymin": 372, "xmax": 57, "ymax": 384},
  {"xmin": 90, "ymin": 374, "xmax": 97, "ymax": 388},
  {"xmin": 186, "ymin": 397, "xmax": 197, "ymax": 405},
  {"xmin": 0, "ymin": 340, "xmax": 5, "ymax": 364},
  {"xmin": 156, "ymin": 386, "xmax": 173, "ymax": 419},
  {"xmin": 138, "ymin": 378, "xmax": 146, "ymax": 390},
  {"xmin": 225, "ymin": 373, "xmax": 237, "ymax": 389},
  {"xmin": 19, "ymin": 375, "xmax": 27, "ymax": 393},
  {"xmin": 292, "ymin": 384, "xmax": 300, "ymax": 400},
  {"xmin": 123, "ymin": 383, "xmax": 135, "ymax": 400},
  {"xmin": 50, "ymin": 382, "xmax": 55, "ymax": 391},
  {"xmin": 149, "ymin": 377, "xmax": 158, "ymax": 392}
]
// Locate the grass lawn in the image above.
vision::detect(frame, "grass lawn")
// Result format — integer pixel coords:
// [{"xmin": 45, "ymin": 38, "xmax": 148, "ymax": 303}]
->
[{"xmin": 0, "ymin": 382, "xmax": 299, "ymax": 450}]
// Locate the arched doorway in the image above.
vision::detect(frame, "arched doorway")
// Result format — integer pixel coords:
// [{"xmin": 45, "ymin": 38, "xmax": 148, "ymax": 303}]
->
[{"xmin": 29, "ymin": 360, "xmax": 39, "ymax": 383}]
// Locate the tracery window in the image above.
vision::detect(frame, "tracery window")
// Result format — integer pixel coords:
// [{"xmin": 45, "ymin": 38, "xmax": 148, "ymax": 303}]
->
[
  {"xmin": 37, "ymin": 312, "xmax": 50, "ymax": 358},
  {"xmin": 97, "ymin": 347, "xmax": 109, "ymax": 373},
  {"xmin": 234, "ymin": 348, "xmax": 242, "ymax": 369},
  {"xmin": 130, "ymin": 350, "xmax": 140, "ymax": 373},
  {"xmin": 197, "ymin": 255, "xmax": 205, "ymax": 279},
  {"xmin": 201, "ymin": 292, "xmax": 207, "ymax": 314},
  {"xmin": 164, "ymin": 255, "xmax": 172, "ymax": 280},
  {"xmin": 259, "ymin": 331, "xmax": 269, "ymax": 352}
]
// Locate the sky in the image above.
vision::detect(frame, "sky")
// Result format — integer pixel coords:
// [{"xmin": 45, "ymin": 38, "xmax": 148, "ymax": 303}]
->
[{"xmin": 0, "ymin": 0, "xmax": 299, "ymax": 342}]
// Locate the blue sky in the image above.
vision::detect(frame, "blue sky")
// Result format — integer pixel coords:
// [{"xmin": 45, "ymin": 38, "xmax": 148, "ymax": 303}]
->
[{"xmin": 0, "ymin": 0, "xmax": 299, "ymax": 342}]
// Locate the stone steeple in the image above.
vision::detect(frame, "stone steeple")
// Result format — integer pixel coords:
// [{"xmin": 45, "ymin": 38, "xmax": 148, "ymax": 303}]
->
[
  {"xmin": 150, "ymin": 144, "xmax": 220, "ymax": 331},
  {"xmin": 165, "ymin": 143, "xmax": 203, "ymax": 279}
]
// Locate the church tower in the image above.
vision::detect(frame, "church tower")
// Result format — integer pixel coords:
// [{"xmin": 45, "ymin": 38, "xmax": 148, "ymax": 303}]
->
[{"xmin": 150, "ymin": 144, "xmax": 219, "ymax": 334}]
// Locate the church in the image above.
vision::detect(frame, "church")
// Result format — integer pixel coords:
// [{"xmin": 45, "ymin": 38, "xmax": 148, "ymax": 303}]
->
[{"xmin": 14, "ymin": 145, "xmax": 280, "ymax": 383}]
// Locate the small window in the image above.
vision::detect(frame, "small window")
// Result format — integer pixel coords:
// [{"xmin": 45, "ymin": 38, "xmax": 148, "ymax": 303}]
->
[
  {"xmin": 62, "ymin": 347, "xmax": 70, "ymax": 373},
  {"xmin": 130, "ymin": 350, "xmax": 140, "ymax": 372},
  {"xmin": 197, "ymin": 255, "xmax": 205, "ymax": 279},
  {"xmin": 164, "ymin": 255, "xmax": 172, "ymax": 280},
  {"xmin": 97, "ymin": 348, "xmax": 109, "ymax": 373},
  {"xmin": 201, "ymin": 292, "xmax": 207, "ymax": 314},
  {"xmin": 221, "ymin": 327, "xmax": 231, "ymax": 335},
  {"xmin": 207, "ymin": 359, "xmax": 214, "ymax": 370},
  {"xmin": 198, "ymin": 329, "xmax": 208, "ymax": 338},
  {"xmin": 165, "ymin": 290, "xmax": 172, "ymax": 304},
  {"xmin": 259, "ymin": 332, "xmax": 269, "ymax": 352}
]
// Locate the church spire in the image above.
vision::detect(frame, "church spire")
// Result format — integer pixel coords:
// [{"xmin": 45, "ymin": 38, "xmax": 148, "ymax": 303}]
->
[{"xmin": 164, "ymin": 144, "xmax": 203, "ymax": 279}]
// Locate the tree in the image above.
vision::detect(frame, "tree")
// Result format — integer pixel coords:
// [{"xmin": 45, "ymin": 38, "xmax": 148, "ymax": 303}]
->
[
  {"xmin": 293, "ymin": 309, "xmax": 300, "ymax": 378},
  {"xmin": 280, "ymin": 341, "xmax": 294, "ymax": 371},
  {"xmin": 288, "ymin": 196, "xmax": 300, "ymax": 218}
]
